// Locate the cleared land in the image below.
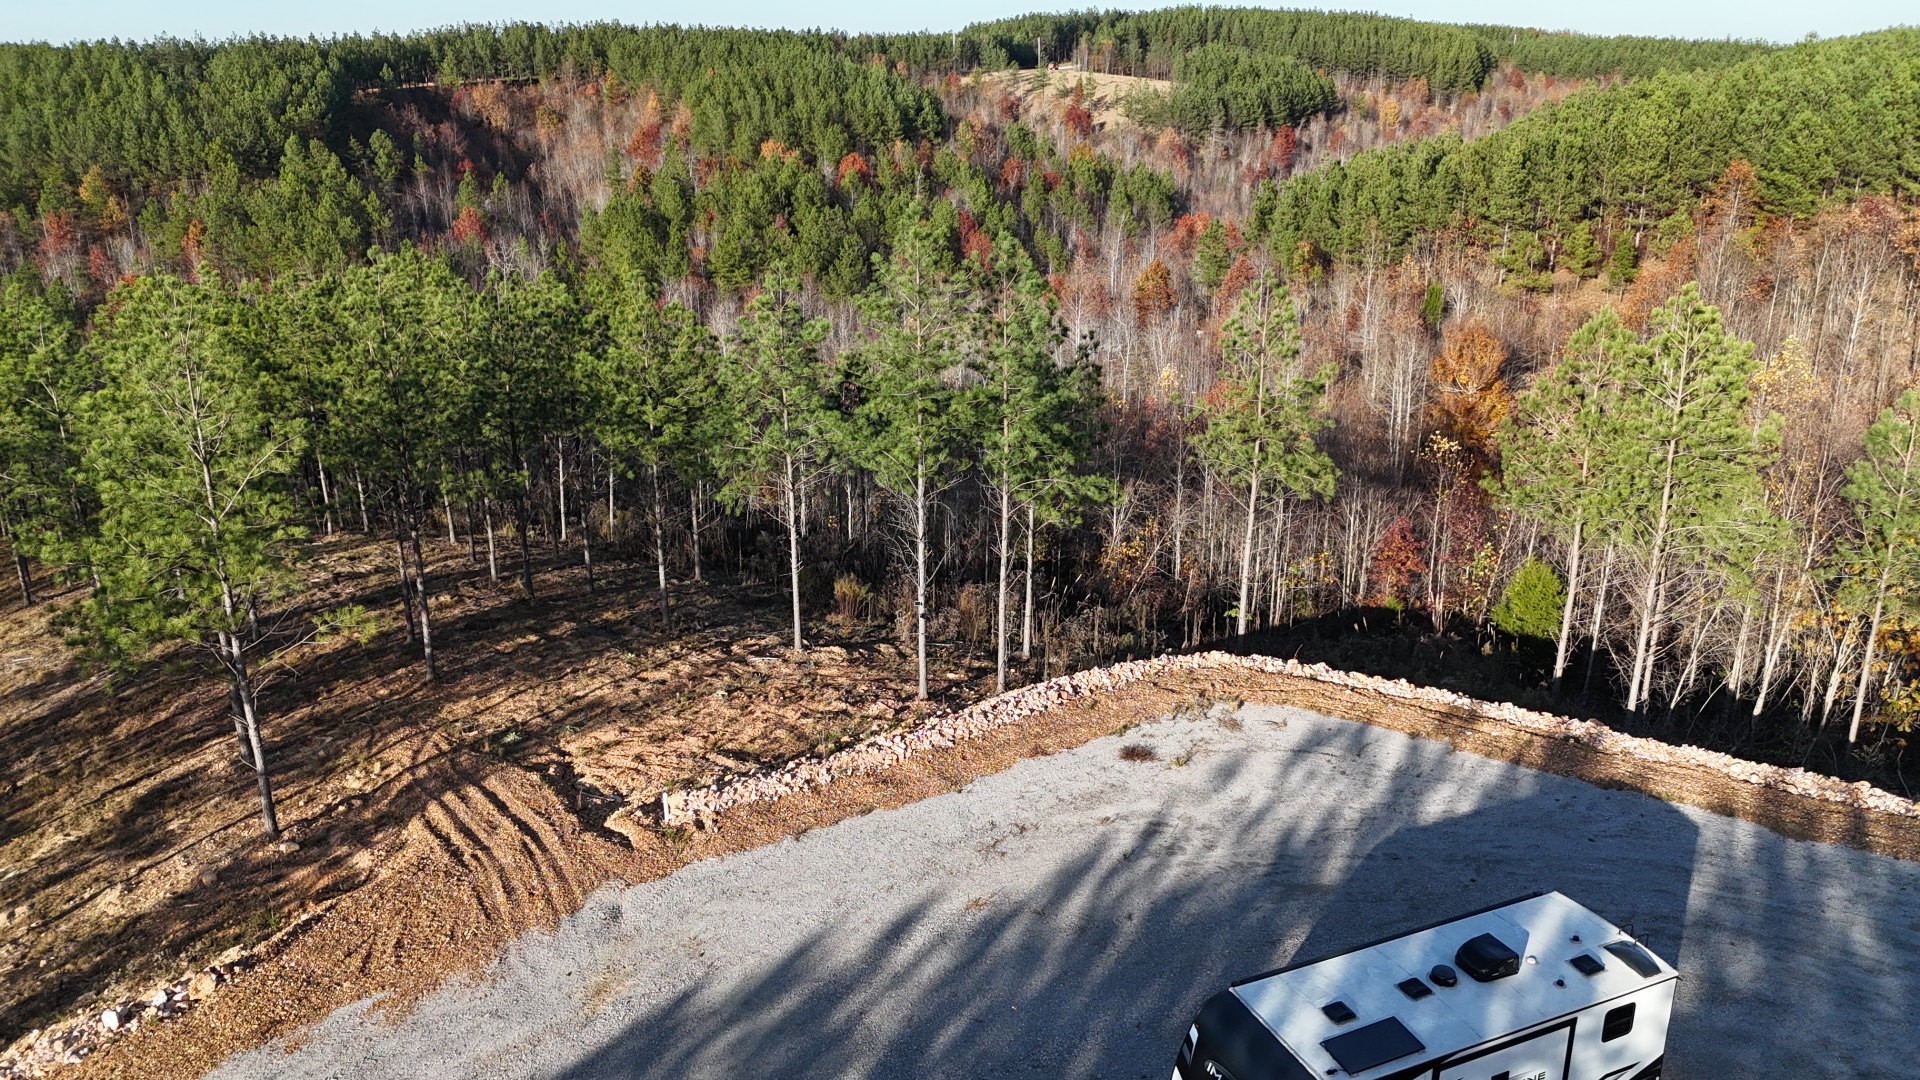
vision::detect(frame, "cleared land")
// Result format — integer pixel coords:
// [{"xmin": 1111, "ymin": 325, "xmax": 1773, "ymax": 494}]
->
[
  {"xmin": 200, "ymin": 705, "xmax": 1920, "ymax": 1079},
  {"xmin": 0, "ymin": 534, "xmax": 992, "ymax": 1071}
]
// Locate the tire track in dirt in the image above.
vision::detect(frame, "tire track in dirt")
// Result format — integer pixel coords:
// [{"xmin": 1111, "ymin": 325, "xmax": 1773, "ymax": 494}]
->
[{"xmin": 62, "ymin": 749, "xmax": 634, "ymax": 1080}]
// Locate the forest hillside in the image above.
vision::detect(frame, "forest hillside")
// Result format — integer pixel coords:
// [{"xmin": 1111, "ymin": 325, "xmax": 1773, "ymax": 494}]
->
[{"xmin": 3, "ymin": 8, "xmax": 1920, "ymax": 1072}]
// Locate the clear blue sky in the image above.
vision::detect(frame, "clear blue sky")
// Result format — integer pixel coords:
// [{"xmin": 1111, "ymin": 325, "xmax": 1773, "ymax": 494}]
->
[{"xmin": 5, "ymin": 1, "xmax": 1913, "ymax": 46}]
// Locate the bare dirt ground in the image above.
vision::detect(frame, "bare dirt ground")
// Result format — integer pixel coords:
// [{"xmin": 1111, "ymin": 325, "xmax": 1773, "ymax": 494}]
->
[
  {"xmin": 978, "ymin": 65, "xmax": 1169, "ymax": 132},
  {"xmin": 6, "ymin": 529, "xmax": 1919, "ymax": 1079},
  {"xmin": 0, "ymin": 533, "xmax": 991, "ymax": 1073}
]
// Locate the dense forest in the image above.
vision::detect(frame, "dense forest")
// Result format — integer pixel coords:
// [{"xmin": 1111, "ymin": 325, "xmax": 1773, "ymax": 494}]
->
[{"xmin": 3, "ymin": 10, "xmax": 1919, "ymax": 842}]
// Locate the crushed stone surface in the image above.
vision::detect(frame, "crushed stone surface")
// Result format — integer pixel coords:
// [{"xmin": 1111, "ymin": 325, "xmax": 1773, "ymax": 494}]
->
[{"xmin": 204, "ymin": 706, "xmax": 1920, "ymax": 1080}]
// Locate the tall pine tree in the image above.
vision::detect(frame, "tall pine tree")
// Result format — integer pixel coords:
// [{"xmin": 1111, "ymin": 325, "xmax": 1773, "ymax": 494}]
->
[
  {"xmin": 1192, "ymin": 270, "xmax": 1336, "ymax": 636},
  {"xmin": 1839, "ymin": 387, "xmax": 1920, "ymax": 744},
  {"xmin": 76, "ymin": 276, "xmax": 307, "ymax": 839},
  {"xmin": 844, "ymin": 203, "xmax": 973, "ymax": 699},
  {"xmin": 718, "ymin": 271, "xmax": 833, "ymax": 652}
]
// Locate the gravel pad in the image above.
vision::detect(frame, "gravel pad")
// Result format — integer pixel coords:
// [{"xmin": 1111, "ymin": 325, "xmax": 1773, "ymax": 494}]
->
[{"xmin": 206, "ymin": 706, "xmax": 1920, "ymax": 1080}]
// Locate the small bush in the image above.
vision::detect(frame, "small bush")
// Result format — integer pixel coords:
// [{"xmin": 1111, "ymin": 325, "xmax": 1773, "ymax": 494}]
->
[
  {"xmin": 831, "ymin": 574, "xmax": 877, "ymax": 626},
  {"xmin": 1118, "ymin": 743, "xmax": 1158, "ymax": 762},
  {"xmin": 1492, "ymin": 558, "xmax": 1565, "ymax": 642}
]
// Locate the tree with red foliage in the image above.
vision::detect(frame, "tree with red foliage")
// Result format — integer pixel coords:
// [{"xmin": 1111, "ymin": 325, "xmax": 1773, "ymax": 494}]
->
[
  {"xmin": 449, "ymin": 205, "xmax": 488, "ymax": 248},
  {"xmin": 1064, "ymin": 83, "xmax": 1093, "ymax": 138},
  {"xmin": 835, "ymin": 152, "xmax": 872, "ymax": 189},
  {"xmin": 957, "ymin": 209, "xmax": 993, "ymax": 270},
  {"xmin": 1367, "ymin": 515, "xmax": 1427, "ymax": 610},
  {"xmin": 624, "ymin": 121, "xmax": 663, "ymax": 165},
  {"xmin": 1269, "ymin": 126, "xmax": 1297, "ymax": 173}
]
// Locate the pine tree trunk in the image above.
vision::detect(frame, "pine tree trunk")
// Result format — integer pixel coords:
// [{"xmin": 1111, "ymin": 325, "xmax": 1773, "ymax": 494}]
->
[
  {"xmin": 394, "ymin": 524, "xmax": 416, "ymax": 644},
  {"xmin": 651, "ymin": 461, "xmax": 670, "ymax": 627},
  {"xmin": 1552, "ymin": 521, "xmax": 1583, "ymax": 694},
  {"xmin": 1726, "ymin": 603, "xmax": 1754, "ymax": 706},
  {"xmin": 12, "ymin": 549, "xmax": 31, "ymax": 607},
  {"xmin": 995, "ymin": 477, "xmax": 1012, "ymax": 693},
  {"xmin": 1236, "ymin": 472, "xmax": 1260, "ymax": 637},
  {"xmin": 785, "ymin": 455, "xmax": 804, "ymax": 652},
  {"xmin": 410, "ymin": 523, "xmax": 437, "ymax": 681},
  {"xmin": 1022, "ymin": 504, "xmax": 1035, "ymax": 661},
  {"xmin": 582, "ymin": 491, "xmax": 596, "ymax": 595},
  {"xmin": 1271, "ymin": 496, "xmax": 1291, "ymax": 625},
  {"xmin": 223, "ymin": 629, "xmax": 279, "ymax": 840},
  {"xmin": 219, "ymin": 614, "xmax": 280, "ymax": 841},
  {"xmin": 914, "ymin": 468, "xmax": 929, "ymax": 700},
  {"xmin": 1626, "ymin": 446, "xmax": 1678, "ymax": 714},
  {"xmin": 355, "ymin": 471, "xmax": 370, "ymax": 533},
  {"xmin": 227, "ymin": 680, "xmax": 253, "ymax": 767},
  {"xmin": 484, "ymin": 501, "xmax": 498, "ymax": 580},
  {"xmin": 557, "ymin": 441, "xmax": 568, "ymax": 543},
  {"xmin": 1847, "ymin": 556, "xmax": 1895, "ymax": 744},
  {"xmin": 690, "ymin": 482, "xmax": 703, "ymax": 584},
  {"xmin": 317, "ymin": 457, "xmax": 335, "ymax": 537},
  {"xmin": 444, "ymin": 489, "xmax": 456, "ymax": 546},
  {"xmin": 515, "ymin": 460, "xmax": 535, "ymax": 597},
  {"xmin": 1583, "ymin": 545, "xmax": 1615, "ymax": 696}
]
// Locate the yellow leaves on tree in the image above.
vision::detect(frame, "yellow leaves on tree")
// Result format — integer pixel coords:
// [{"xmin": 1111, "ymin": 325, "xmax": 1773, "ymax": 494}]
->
[
  {"xmin": 1132, "ymin": 258, "xmax": 1174, "ymax": 327},
  {"xmin": 1376, "ymin": 95, "xmax": 1400, "ymax": 133},
  {"xmin": 1425, "ymin": 321, "xmax": 1512, "ymax": 466}
]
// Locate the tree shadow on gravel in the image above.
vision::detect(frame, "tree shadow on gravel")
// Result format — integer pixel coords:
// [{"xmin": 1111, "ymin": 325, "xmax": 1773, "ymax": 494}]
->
[{"xmin": 537, "ymin": 715, "xmax": 1731, "ymax": 1080}]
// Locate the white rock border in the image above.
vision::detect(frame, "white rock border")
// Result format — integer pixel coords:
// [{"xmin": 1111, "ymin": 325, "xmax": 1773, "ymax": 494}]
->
[{"xmin": 657, "ymin": 651, "xmax": 1920, "ymax": 827}]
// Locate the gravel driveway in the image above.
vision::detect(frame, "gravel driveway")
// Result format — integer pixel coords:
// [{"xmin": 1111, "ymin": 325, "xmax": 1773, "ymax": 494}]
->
[{"xmin": 206, "ymin": 706, "xmax": 1920, "ymax": 1079}]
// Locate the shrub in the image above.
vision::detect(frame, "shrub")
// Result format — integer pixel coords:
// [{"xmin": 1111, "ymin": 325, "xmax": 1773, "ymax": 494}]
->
[{"xmin": 1492, "ymin": 558, "xmax": 1565, "ymax": 641}]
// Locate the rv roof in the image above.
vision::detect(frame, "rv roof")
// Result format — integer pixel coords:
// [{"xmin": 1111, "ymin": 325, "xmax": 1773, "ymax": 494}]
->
[{"xmin": 1231, "ymin": 891, "xmax": 1676, "ymax": 1079}]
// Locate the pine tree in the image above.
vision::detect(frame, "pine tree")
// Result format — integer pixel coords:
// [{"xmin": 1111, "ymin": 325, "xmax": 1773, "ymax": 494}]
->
[
  {"xmin": 331, "ymin": 247, "xmax": 471, "ymax": 679},
  {"xmin": 1492, "ymin": 558, "xmax": 1566, "ymax": 641},
  {"xmin": 844, "ymin": 203, "xmax": 974, "ymax": 699},
  {"xmin": 717, "ymin": 270, "xmax": 833, "ymax": 652},
  {"xmin": 973, "ymin": 234, "xmax": 1109, "ymax": 691},
  {"xmin": 1561, "ymin": 219, "xmax": 1600, "ymax": 278},
  {"xmin": 75, "ymin": 276, "xmax": 308, "ymax": 839},
  {"xmin": 584, "ymin": 273, "xmax": 720, "ymax": 626},
  {"xmin": 1191, "ymin": 218, "xmax": 1231, "ymax": 292},
  {"xmin": 468, "ymin": 271, "xmax": 579, "ymax": 596},
  {"xmin": 1839, "ymin": 387, "xmax": 1920, "ymax": 744},
  {"xmin": 1498, "ymin": 309, "xmax": 1633, "ymax": 691},
  {"xmin": 0, "ymin": 271, "xmax": 87, "ymax": 605},
  {"xmin": 1192, "ymin": 270, "xmax": 1336, "ymax": 636},
  {"xmin": 1609, "ymin": 284, "xmax": 1778, "ymax": 714}
]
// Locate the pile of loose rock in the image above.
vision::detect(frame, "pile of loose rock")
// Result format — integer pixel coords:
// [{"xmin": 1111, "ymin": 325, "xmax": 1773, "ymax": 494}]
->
[{"xmin": 657, "ymin": 651, "xmax": 1920, "ymax": 828}]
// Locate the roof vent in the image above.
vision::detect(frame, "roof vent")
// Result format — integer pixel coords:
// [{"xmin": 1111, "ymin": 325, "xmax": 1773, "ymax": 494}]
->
[
  {"xmin": 1604, "ymin": 940, "xmax": 1660, "ymax": 977},
  {"xmin": 1455, "ymin": 933, "xmax": 1521, "ymax": 982}
]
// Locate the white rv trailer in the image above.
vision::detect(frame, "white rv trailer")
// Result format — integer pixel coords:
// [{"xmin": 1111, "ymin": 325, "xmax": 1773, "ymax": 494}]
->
[{"xmin": 1173, "ymin": 891, "xmax": 1675, "ymax": 1080}]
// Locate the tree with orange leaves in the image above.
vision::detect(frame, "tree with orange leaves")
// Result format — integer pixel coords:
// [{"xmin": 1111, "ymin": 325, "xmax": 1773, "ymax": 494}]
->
[
  {"xmin": 1425, "ymin": 321, "xmax": 1511, "ymax": 468},
  {"xmin": 1131, "ymin": 258, "xmax": 1174, "ymax": 327}
]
